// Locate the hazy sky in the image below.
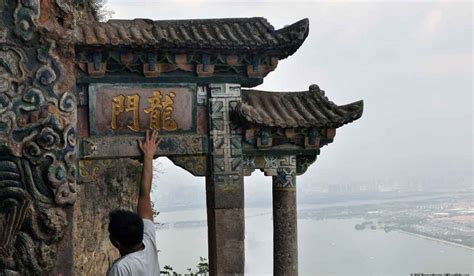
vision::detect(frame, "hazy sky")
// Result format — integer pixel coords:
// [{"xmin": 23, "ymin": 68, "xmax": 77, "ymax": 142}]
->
[{"xmin": 104, "ymin": 0, "xmax": 472, "ymax": 204}]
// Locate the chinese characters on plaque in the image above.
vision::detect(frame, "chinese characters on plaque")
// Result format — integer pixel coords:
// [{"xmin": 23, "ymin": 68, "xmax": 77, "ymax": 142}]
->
[
  {"xmin": 89, "ymin": 84, "xmax": 196, "ymax": 136},
  {"xmin": 111, "ymin": 91, "xmax": 178, "ymax": 132}
]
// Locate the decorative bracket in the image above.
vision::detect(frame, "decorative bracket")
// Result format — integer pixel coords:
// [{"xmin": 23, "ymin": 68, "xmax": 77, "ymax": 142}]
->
[
  {"xmin": 87, "ymin": 52, "xmax": 106, "ymax": 77},
  {"xmin": 257, "ymin": 128, "xmax": 272, "ymax": 148}
]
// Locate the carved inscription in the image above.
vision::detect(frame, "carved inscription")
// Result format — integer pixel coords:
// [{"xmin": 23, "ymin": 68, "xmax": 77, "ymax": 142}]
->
[
  {"xmin": 110, "ymin": 92, "xmax": 177, "ymax": 132},
  {"xmin": 90, "ymin": 84, "xmax": 195, "ymax": 135},
  {"xmin": 111, "ymin": 94, "xmax": 140, "ymax": 131},
  {"xmin": 144, "ymin": 91, "xmax": 177, "ymax": 131},
  {"xmin": 110, "ymin": 90, "xmax": 178, "ymax": 132}
]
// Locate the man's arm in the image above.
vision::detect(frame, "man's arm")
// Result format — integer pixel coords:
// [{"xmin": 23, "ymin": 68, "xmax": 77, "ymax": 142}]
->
[{"xmin": 137, "ymin": 130, "xmax": 160, "ymax": 221}]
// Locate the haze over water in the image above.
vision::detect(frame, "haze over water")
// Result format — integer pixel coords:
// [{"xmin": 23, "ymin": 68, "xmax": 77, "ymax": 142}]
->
[{"xmin": 156, "ymin": 207, "xmax": 473, "ymax": 275}]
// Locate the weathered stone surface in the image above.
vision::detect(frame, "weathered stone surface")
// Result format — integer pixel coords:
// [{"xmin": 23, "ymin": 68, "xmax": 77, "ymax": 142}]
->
[
  {"xmin": 73, "ymin": 158, "xmax": 141, "ymax": 276},
  {"xmin": 272, "ymin": 155, "xmax": 298, "ymax": 275},
  {"xmin": 273, "ymin": 189, "xmax": 298, "ymax": 276},
  {"xmin": 207, "ymin": 208, "xmax": 245, "ymax": 275},
  {"xmin": 206, "ymin": 83, "xmax": 245, "ymax": 275},
  {"xmin": 0, "ymin": 0, "xmax": 88, "ymax": 274},
  {"xmin": 207, "ymin": 84, "xmax": 244, "ymax": 208},
  {"xmin": 79, "ymin": 134, "xmax": 208, "ymax": 159}
]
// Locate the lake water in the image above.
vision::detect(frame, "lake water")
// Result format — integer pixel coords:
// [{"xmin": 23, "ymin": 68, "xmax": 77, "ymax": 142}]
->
[{"xmin": 156, "ymin": 208, "xmax": 474, "ymax": 276}]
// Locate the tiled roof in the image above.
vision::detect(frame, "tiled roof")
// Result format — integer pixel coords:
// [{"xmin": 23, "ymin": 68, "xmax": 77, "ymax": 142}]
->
[
  {"xmin": 239, "ymin": 84, "xmax": 363, "ymax": 128},
  {"xmin": 74, "ymin": 17, "xmax": 309, "ymax": 59}
]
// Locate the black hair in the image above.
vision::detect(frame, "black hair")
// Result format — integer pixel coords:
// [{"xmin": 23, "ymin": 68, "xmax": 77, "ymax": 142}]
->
[{"xmin": 108, "ymin": 209, "xmax": 144, "ymax": 249}]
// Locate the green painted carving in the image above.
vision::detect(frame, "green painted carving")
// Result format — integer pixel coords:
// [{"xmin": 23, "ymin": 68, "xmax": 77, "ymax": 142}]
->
[
  {"xmin": 13, "ymin": 0, "xmax": 40, "ymax": 41},
  {"xmin": 157, "ymin": 135, "xmax": 206, "ymax": 155},
  {"xmin": 242, "ymin": 154, "xmax": 316, "ymax": 177},
  {"xmin": 242, "ymin": 126, "xmax": 332, "ymax": 154},
  {"xmin": 274, "ymin": 167, "xmax": 296, "ymax": 190},
  {"xmin": 78, "ymin": 134, "xmax": 208, "ymax": 159},
  {"xmin": 75, "ymin": 50, "xmax": 274, "ymax": 87},
  {"xmin": 296, "ymin": 155, "xmax": 317, "ymax": 175},
  {"xmin": 168, "ymin": 155, "xmax": 207, "ymax": 176},
  {"xmin": 207, "ymin": 83, "xmax": 244, "ymax": 209}
]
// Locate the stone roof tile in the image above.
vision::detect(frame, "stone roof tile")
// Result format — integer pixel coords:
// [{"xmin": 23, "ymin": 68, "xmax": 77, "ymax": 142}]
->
[
  {"xmin": 75, "ymin": 17, "xmax": 309, "ymax": 59},
  {"xmin": 239, "ymin": 84, "xmax": 363, "ymax": 128}
]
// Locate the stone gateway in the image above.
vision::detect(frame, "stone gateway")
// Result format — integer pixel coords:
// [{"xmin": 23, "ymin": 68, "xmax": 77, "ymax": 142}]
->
[{"xmin": 0, "ymin": 1, "xmax": 363, "ymax": 275}]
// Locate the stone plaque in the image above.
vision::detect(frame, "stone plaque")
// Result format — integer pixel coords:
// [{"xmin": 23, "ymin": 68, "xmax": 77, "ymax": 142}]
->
[{"xmin": 89, "ymin": 83, "xmax": 196, "ymax": 136}]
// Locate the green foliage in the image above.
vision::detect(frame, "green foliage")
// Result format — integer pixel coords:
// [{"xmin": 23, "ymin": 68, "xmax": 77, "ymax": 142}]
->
[
  {"xmin": 151, "ymin": 201, "xmax": 160, "ymax": 217},
  {"xmin": 161, "ymin": 265, "xmax": 179, "ymax": 276},
  {"xmin": 195, "ymin": 257, "xmax": 209, "ymax": 274},
  {"xmin": 160, "ymin": 257, "xmax": 209, "ymax": 276}
]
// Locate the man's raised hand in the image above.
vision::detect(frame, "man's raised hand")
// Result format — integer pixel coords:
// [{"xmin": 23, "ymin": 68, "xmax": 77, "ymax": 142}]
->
[
  {"xmin": 138, "ymin": 130, "xmax": 161, "ymax": 159},
  {"xmin": 137, "ymin": 130, "xmax": 159, "ymax": 220}
]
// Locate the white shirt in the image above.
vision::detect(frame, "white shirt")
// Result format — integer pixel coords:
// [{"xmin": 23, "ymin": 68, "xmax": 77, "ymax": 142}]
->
[{"xmin": 107, "ymin": 219, "xmax": 160, "ymax": 276}]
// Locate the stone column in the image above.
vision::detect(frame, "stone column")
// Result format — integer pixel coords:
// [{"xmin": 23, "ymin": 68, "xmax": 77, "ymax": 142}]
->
[
  {"xmin": 206, "ymin": 84, "xmax": 245, "ymax": 275},
  {"xmin": 272, "ymin": 156, "xmax": 298, "ymax": 276}
]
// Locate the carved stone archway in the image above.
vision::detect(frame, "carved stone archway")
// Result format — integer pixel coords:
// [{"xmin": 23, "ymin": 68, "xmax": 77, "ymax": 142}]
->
[{"xmin": 0, "ymin": 1, "xmax": 363, "ymax": 275}]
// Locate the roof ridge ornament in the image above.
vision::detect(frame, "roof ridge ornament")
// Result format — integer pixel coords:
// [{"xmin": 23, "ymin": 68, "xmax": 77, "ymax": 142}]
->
[{"xmin": 309, "ymin": 84, "xmax": 323, "ymax": 95}]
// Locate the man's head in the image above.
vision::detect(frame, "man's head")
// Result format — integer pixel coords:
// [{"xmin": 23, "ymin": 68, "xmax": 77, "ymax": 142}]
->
[{"xmin": 108, "ymin": 210, "xmax": 144, "ymax": 251}]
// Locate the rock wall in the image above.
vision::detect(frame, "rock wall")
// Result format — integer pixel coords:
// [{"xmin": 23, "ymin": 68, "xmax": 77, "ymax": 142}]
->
[
  {"xmin": 0, "ymin": 0, "xmax": 80, "ymax": 274},
  {"xmin": 0, "ymin": 0, "xmax": 106, "ymax": 274},
  {"xmin": 73, "ymin": 158, "xmax": 142, "ymax": 275}
]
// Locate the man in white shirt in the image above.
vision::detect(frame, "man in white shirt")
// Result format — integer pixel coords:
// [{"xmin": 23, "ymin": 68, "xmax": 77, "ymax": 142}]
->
[{"xmin": 107, "ymin": 130, "xmax": 161, "ymax": 276}]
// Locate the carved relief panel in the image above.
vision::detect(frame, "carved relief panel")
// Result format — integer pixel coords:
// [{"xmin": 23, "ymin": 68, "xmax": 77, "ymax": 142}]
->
[{"xmin": 0, "ymin": 0, "xmax": 79, "ymax": 273}]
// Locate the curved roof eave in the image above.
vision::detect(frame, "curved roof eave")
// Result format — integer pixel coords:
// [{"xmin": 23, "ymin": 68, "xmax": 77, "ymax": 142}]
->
[{"xmin": 74, "ymin": 17, "xmax": 309, "ymax": 60}]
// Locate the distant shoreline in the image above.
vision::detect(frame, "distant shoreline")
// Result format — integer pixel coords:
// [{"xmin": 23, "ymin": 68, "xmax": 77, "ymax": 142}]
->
[{"xmin": 396, "ymin": 229, "xmax": 474, "ymax": 251}]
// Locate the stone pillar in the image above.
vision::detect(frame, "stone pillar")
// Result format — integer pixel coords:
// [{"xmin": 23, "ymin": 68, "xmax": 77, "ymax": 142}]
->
[
  {"xmin": 206, "ymin": 83, "xmax": 245, "ymax": 275},
  {"xmin": 272, "ymin": 156, "xmax": 298, "ymax": 276}
]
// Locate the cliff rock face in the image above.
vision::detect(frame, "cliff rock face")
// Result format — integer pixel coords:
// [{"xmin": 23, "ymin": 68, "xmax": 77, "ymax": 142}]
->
[
  {"xmin": 0, "ymin": 0, "xmax": 83, "ymax": 274},
  {"xmin": 73, "ymin": 158, "xmax": 142, "ymax": 275},
  {"xmin": 0, "ymin": 0, "xmax": 115, "ymax": 274}
]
